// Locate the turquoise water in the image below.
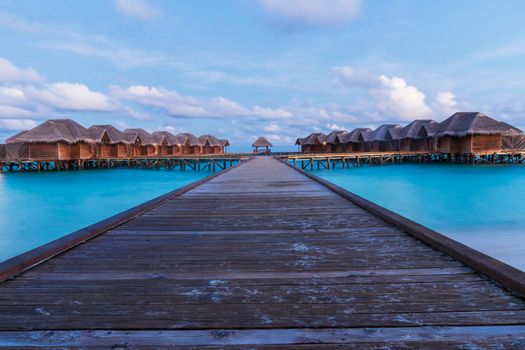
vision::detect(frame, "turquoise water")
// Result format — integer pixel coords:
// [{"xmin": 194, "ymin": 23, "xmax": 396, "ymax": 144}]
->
[
  {"xmin": 308, "ymin": 164, "xmax": 525, "ymax": 271},
  {"xmin": 0, "ymin": 169, "xmax": 210, "ymax": 262}
]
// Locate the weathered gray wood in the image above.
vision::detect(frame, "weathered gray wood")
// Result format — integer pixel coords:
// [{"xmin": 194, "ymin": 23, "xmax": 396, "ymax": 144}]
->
[{"xmin": 0, "ymin": 156, "xmax": 524, "ymax": 347}]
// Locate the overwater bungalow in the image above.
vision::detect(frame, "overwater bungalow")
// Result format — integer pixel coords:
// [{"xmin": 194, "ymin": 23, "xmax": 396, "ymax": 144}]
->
[
  {"xmin": 219, "ymin": 139, "xmax": 230, "ymax": 153},
  {"xmin": 366, "ymin": 124, "xmax": 402, "ymax": 152},
  {"xmin": 152, "ymin": 131, "xmax": 186, "ymax": 156},
  {"xmin": 387, "ymin": 120, "xmax": 436, "ymax": 152},
  {"xmin": 124, "ymin": 128, "xmax": 157, "ymax": 156},
  {"xmin": 295, "ymin": 133, "xmax": 327, "ymax": 153},
  {"xmin": 177, "ymin": 133, "xmax": 203, "ymax": 155},
  {"xmin": 5, "ymin": 119, "xmax": 94, "ymax": 160},
  {"xmin": 252, "ymin": 137, "xmax": 273, "ymax": 153},
  {"xmin": 199, "ymin": 135, "xmax": 223, "ymax": 154},
  {"xmin": 435, "ymin": 112, "xmax": 523, "ymax": 154},
  {"xmin": 325, "ymin": 130, "xmax": 348, "ymax": 153},
  {"xmin": 336, "ymin": 128, "xmax": 373, "ymax": 152},
  {"xmin": 89, "ymin": 125, "xmax": 130, "ymax": 158}
]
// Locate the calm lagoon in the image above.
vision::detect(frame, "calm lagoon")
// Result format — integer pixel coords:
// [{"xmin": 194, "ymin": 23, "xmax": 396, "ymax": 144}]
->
[
  {"xmin": 309, "ymin": 164, "xmax": 525, "ymax": 271},
  {"xmin": 0, "ymin": 169, "xmax": 209, "ymax": 262}
]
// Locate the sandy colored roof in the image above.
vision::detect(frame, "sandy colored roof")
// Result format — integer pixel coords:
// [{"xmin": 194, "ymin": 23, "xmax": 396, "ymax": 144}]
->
[
  {"xmin": 200, "ymin": 135, "xmax": 222, "ymax": 147},
  {"xmin": 6, "ymin": 119, "xmax": 93, "ymax": 144},
  {"xmin": 152, "ymin": 131, "xmax": 187, "ymax": 146},
  {"xmin": 89, "ymin": 125, "xmax": 129, "ymax": 144},
  {"xmin": 252, "ymin": 136, "xmax": 273, "ymax": 148},
  {"xmin": 124, "ymin": 128, "xmax": 157, "ymax": 146},
  {"xmin": 176, "ymin": 133, "xmax": 202, "ymax": 146}
]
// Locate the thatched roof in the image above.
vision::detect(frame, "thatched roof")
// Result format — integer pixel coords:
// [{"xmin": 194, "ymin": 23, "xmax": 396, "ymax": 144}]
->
[
  {"xmin": 422, "ymin": 121, "xmax": 440, "ymax": 137},
  {"xmin": 498, "ymin": 121, "xmax": 523, "ymax": 135},
  {"xmin": 124, "ymin": 128, "xmax": 156, "ymax": 146},
  {"xmin": 200, "ymin": 135, "xmax": 222, "ymax": 147},
  {"xmin": 152, "ymin": 131, "xmax": 187, "ymax": 146},
  {"xmin": 370, "ymin": 124, "xmax": 402, "ymax": 142},
  {"xmin": 0, "ymin": 144, "xmax": 5, "ymax": 159},
  {"xmin": 89, "ymin": 125, "xmax": 129, "ymax": 144},
  {"xmin": 326, "ymin": 130, "xmax": 348, "ymax": 144},
  {"xmin": 219, "ymin": 139, "xmax": 230, "ymax": 147},
  {"xmin": 437, "ymin": 112, "xmax": 522, "ymax": 137},
  {"xmin": 252, "ymin": 137, "xmax": 273, "ymax": 148},
  {"xmin": 295, "ymin": 132, "xmax": 327, "ymax": 145},
  {"xmin": 337, "ymin": 128, "xmax": 373, "ymax": 143},
  {"xmin": 6, "ymin": 119, "xmax": 93, "ymax": 144},
  {"xmin": 177, "ymin": 133, "xmax": 202, "ymax": 146},
  {"xmin": 389, "ymin": 120, "xmax": 435, "ymax": 140}
]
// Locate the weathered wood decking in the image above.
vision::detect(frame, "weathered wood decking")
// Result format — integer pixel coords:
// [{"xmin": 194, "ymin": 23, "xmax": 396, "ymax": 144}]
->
[{"xmin": 1, "ymin": 157, "xmax": 525, "ymax": 348}]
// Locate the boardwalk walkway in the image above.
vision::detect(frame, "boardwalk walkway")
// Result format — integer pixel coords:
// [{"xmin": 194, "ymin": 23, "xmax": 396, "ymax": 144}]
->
[{"xmin": 1, "ymin": 157, "xmax": 525, "ymax": 348}]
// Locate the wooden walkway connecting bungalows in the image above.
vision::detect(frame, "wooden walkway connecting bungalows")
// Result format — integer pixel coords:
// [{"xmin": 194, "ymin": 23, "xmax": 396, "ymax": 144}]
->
[
  {"xmin": 1, "ymin": 157, "xmax": 525, "ymax": 348},
  {"xmin": 280, "ymin": 150, "xmax": 525, "ymax": 169}
]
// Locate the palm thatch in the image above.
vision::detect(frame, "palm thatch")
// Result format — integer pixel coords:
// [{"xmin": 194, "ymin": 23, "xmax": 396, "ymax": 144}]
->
[
  {"xmin": 437, "ymin": 112, "xmax": 522, "ymax": 137},
  {"xmin": 6, "ymin": 119, "xmax": 93, "ymax": 144},
  {"xmin": 370, "ymin": 124, "xmax": 402, "ymax": 142},
  {"xmin": 252, "ymin": 137, "xmax": 273, "ymax": 148},
  {"xmin": 219, "ymin": 139, "xmax": 230, "ymax": 147},
  {"xmin": 325, "ymin": 130, "xmax": 348, "ymax": 144},
  {"xmin": 177, "ymin": 133, "xmax": 202, "ymax": 146},
  {"xmin": 390, "ymin": 120, "xmax": 435, "ymax": 140},
  {"xmin": 89, "ymin": 125, "xmax": 129, "ymax": 144},
  {"xmin": 124, "ymin": 128, "xmax": 157, "ymax": 146},
  {"xmin": 422, "ymin": 121, "xmax": 441, "ymax": 137},
  {"xmin": 200, "ymin": 135, "xmax": 222, "ymax": 147},
  {"xmin": 295, "ymin": 133, "xmax": 327, "ymax": 145},
  {"xmin": 0, "ymin": 144, "xmax": 5, "ymax": 160},
  {"xmin": 337, "ymin": 128, "xmax": 373, "ymax": 143},
  {"xmin": 152, "ymin": 131, "xmax": 187, "ymax": 146}
]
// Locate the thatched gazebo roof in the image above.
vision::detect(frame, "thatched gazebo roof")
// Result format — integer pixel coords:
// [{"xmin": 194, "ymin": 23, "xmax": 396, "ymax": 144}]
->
[
  {"xmin": 6, "ymin": 119, "xmax": 93, "ymax": 144},
  {"xmin": 437, "ymin": 112, "xmax": 523, "ymax": 137},
  {"xmin": 124, "ymin": 128, "xmax": 156, "ymax": 146},
  {"xmin": 252, "ymin": 137, "xmax": 273, "ymax": 148},
  {"xmin": 89, "ymin": 125, "xmax": 129, "ymax": 144}
]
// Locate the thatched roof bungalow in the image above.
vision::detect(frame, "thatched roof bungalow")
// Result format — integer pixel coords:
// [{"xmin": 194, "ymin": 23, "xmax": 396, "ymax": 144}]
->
[
  {"xmin": 89, "ymin": 125, "xmax": 130, "ymax": 158},
  {"xmin": 324, "ymin": 130, "xmax": 348, "ymax": 153},
  {"xmin": 152, "ymin": 131, "xmax": 186, "ymax": 156},
  {"xmin": 252, "ymin": 137, "xmax": 273, "ymax": 153},
  {"xmin": 386, "ymin": 120, "xmax": 435, "ymax": 152},
  {"xmin": 337, "ymin": 128, "xmax": 373, "ymax": 152},
  {"xmin": 366, "ymin": 124, "xmax": 402, "ymax": 152},
  {"xmin": 295, "ymin": 133, "xmax": 327, "ymax": 153},
  {"xmin": 6, "ymin": 119, "xmax": 94, "ymax": 160},
  {"xmin": 435, "ymin": 112, "xmax": 523, "ymax": 153},
  {"xmin": 124, "ymin": 128, "xmax": 157, "ymax": 156},
  {"xmin": 200, "ymin": 135, "xmax": 223, "ymax": 154},
  {"xmin": 177, "ymin": 133, "xmax": 203, "ymax": 155}
]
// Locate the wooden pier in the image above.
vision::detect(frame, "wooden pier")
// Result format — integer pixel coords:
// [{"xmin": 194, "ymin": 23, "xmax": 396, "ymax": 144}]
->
[
  {"xmin": 281, "ymin": 151, "xmax": 525, "ymax": 170},
  {"xmin": 0, "ymin": 157, "xmax": 524, "ymax": 348}
]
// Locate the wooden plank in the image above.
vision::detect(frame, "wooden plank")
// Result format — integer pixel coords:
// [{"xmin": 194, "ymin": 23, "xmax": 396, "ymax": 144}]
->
[
  {"xmin": 1, "ymin": 325, "xmax": 525, "ymax": 347},
  {"xmin": 283, "ymin": 158, "xmax": 525, "ymax": 297},
  {"xmin": 0, "ymin": 160, "xmax": 248, "ymax": 283}
]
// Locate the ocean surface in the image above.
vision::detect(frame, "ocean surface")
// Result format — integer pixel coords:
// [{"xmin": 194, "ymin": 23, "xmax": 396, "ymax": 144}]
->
[
  {"xmin": 0, "ymin": 169, "xmax": 210, "ymax": 262},
  {"xmin": 308, "ymin": 163, "xmax": 525, "ymax": 271}
]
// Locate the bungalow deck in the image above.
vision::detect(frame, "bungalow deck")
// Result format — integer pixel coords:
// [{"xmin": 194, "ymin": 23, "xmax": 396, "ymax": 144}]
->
[{"xmin": 0, "ymin": 157, "xmax": 525, "ymax": 348}]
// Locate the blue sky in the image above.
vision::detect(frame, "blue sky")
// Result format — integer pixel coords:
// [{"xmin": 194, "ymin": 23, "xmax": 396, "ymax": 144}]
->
[{"xmin": 1, "ymin": 0, "xmax": 525, "ymax": 145}]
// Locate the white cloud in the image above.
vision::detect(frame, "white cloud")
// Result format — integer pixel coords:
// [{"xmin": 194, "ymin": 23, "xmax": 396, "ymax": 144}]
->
[
  {"xmin": 332, "ymin": 66, "xmax": 376, "ymax": 87},
  {"xmin": 0, "ymin": 118, "xmax": 37, "ymax": 131},
  {"xmin": 370, "ymin": 75, "xmax": 433, "ymax": 120},
  {"xmin": 436, "ymin": 91, "xmax": 458, "ymax": 110},
  {"xmin": 264, "ymin": 122, "xmax": 281, "ymax": 132},
  {"xmin": 111, "ymin": 84, "xmax": 295, "ymax": 120},
  {"xmin": 115, "ymin": 0, "xmax": 159, "ymax": 21},
  {"xmin": 0, "ymin": 58, "xmax": 40, "ymax": 83},
  {"xmin": 260, "ymin": 0, "xmax": 361, "ymax": 26},
  {"xmin": 326, "ymin": 123, "xmax": 344, "ymax": 130},
  {"xmin": 27, "ymin": 83, "xmax": 115, "ymax": 112}
]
